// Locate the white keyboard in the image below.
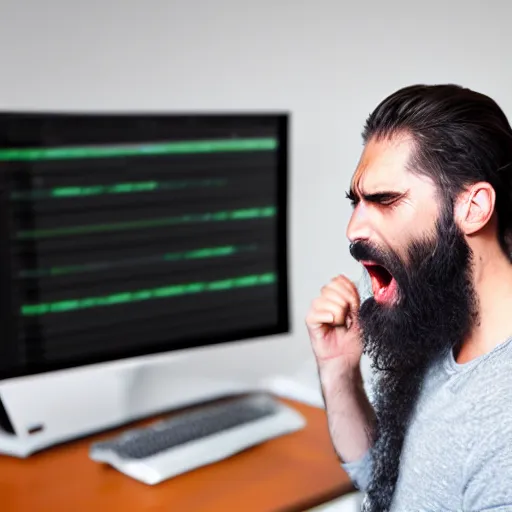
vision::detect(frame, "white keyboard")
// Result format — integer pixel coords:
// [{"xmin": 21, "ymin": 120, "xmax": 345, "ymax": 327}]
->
[{"xmin": 89, "ymin": 393, "xmax": 306, "ymax": 485}]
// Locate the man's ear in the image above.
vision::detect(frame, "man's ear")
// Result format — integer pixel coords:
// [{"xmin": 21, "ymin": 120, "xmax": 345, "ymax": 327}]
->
[{"xmin": 454, "ymin": 182, "xmax": 496, "ymax": 235}]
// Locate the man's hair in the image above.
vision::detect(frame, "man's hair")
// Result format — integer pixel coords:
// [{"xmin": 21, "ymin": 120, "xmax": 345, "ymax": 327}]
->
[{"xmin": 362, "ymin": 84, "xmax": 512, "ymax": 258}]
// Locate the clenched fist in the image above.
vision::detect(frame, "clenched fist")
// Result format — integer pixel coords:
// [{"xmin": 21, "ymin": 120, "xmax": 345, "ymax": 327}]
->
[{"xmin": 306, "ymin": 275, "xmax": 363, "ymax": 372}]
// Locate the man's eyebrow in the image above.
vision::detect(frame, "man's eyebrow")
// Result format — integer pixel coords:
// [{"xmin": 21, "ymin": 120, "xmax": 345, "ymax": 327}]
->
[{"xmin": 345, "ymin": 188, "xmax": 406, "ymax": 204}]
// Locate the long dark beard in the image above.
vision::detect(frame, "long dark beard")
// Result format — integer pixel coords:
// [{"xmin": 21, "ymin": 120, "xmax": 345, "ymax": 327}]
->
[{"xmin": 352, "ymin": 207, "xmax": 478, "ymax": 512}]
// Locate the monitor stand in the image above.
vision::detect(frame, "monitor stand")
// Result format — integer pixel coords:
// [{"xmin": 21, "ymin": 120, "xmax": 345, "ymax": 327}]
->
[{"xmin": 0, "ymin": 352, "xmax": 255, "ymax": 457}]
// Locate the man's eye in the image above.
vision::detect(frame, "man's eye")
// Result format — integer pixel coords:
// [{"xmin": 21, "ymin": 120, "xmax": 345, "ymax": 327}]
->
[
  {"xmin": 369, "ymin": 193, "xmax": 402, "ymax": 207},
  {"xmin": 345, "ymin": 191, "xmax": 359, "ymax": 207}
]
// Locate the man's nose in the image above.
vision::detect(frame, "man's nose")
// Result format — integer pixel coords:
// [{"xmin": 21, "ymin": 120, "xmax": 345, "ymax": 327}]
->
[{"xmin": 346, "ymin": 204, "xmax": 372, "ymax": 243}]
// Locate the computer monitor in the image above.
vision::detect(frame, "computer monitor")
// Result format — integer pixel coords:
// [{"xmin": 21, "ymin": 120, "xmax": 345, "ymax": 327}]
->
[{"xmin": 0, "ymin": 112, "xmax": 289, "ymax": 456}]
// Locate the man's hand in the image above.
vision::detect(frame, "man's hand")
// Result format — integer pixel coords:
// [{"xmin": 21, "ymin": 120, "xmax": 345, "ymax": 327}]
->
[{"xmin": 306, "ymin": 275, "xmax": 363, "ymax": 374}]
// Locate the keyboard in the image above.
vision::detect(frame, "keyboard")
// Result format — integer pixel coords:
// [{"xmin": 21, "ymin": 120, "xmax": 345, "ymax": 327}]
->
[{"xmin": 89, "ymin": 393, "xmax": 306, "ymax": 484}]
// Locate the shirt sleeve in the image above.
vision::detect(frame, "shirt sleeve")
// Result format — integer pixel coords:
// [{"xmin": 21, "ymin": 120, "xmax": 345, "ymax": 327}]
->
[{"xmin": 341, "ymin": 449, "xmax": 373, "ymax": 491}]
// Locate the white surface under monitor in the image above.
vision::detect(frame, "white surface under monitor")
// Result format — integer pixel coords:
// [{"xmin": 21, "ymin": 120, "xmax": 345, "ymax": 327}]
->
[{"xmin": 0, "ymin": 351, "xmax": 256, "ymax": 458}]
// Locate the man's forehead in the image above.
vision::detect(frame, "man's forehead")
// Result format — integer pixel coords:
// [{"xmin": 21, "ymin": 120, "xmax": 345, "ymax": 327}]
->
[{"xmin": 351, "ymin": 136, "xmax": 415, "ymax": 193}]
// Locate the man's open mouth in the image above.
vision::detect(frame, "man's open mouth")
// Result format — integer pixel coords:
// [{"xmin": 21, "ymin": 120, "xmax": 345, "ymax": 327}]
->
[{"xmin": 362, "ymin": 262, "xmax": 398, "ymax": 303}]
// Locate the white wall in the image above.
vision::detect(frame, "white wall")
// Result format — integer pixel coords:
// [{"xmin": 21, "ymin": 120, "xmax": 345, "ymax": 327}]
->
[{"xmin": 1, "ymin": 0, "xmax": 512, "ymax": 384}]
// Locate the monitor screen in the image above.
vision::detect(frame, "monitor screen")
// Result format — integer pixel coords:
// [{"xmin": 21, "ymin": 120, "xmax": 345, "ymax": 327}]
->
[{"xmin": 0, "ymin": 113, "xmax": 289, "ymax": 380}]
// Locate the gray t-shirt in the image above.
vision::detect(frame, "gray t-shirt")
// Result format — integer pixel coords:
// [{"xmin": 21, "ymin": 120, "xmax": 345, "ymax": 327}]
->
[{"xmin": 343, "ymin": 337, "xmax": 512, "ymax": 511}]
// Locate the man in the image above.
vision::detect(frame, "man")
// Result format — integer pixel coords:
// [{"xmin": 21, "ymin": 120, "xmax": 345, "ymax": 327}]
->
[{"xmin": 306, "ymin": 84, "xmax": 512, "ymax": 511}]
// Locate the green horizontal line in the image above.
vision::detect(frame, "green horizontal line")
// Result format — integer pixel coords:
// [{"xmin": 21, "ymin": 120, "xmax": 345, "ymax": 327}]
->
[
  {"xmin": 19, "ymin": 244, "xmax": 256, "ymax": 278},
  {"xmin": 11, "ymin": 178, "xmax": 227, "ymax": 200},
  {"xmin": 16, "ymin": 206, "xmax": 276, "ymax": 239},
  {"xmin": 0, "ymin": 138, "xmax": 277, "ymax": 161},
  {"xmin": 21, "ymin": 272, "xmax": 276, "ymax": 316}
]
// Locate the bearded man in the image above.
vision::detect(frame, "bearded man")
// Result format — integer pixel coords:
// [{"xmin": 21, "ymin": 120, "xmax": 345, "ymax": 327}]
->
[{"xmin": 306, "ymin": 84, "xmax": 512, "ymax": 511}]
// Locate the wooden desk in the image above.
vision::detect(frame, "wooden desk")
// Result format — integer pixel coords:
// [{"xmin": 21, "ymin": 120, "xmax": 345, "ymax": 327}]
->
[{"xmin": 0, "ymin": 398, "xmax": 354, "ymax": 512}]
